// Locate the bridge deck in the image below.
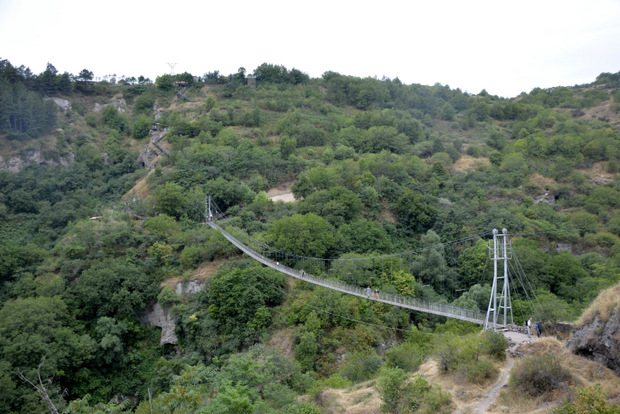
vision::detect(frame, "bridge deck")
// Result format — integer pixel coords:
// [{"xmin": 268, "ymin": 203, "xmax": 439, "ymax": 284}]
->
[{"xmin": 208, "ymin": 222, "xmax": 488, "ymax": 325}]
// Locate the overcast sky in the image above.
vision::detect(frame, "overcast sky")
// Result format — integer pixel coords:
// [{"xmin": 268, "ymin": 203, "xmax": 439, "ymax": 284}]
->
[{"xmin": 1, "ymin": 0, "xmax": 619, "ymax": 98}]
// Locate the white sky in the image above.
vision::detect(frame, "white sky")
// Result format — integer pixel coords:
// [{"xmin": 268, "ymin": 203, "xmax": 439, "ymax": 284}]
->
[{"xmin": 1, "ymin": 0, "xmax": 619, "ymax": 98}]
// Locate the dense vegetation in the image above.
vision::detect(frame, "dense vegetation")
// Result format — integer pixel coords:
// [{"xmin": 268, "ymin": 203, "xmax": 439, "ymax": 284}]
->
[{"xmin": 0, "ymin": 57, "xmax": 619, "ymax": 412}]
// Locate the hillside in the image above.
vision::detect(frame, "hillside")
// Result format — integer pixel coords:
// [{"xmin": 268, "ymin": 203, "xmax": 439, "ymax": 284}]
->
[{"xmin": 0, "ymin": 60, "xmax": 619, "ymax": 413}]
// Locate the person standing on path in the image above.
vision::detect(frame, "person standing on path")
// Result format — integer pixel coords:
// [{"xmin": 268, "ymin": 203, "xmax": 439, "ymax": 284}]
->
[
  {"xmin": 527, "ymin": 317, "xmax": 533, "ymax": 336},
  {"xmin": 536, "ymin": 320, "xmax": 542, "ymax": 337}
]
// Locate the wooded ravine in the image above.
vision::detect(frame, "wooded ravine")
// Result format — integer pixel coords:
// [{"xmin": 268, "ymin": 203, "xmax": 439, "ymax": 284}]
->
[{"xmin": 0, "ymin": 60, "xmax": 619, "ymax": 413}]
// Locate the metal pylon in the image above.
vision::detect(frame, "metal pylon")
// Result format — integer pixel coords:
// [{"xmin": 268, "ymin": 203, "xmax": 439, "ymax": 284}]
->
[
  {"xmin": 205, "ymin": 195, "xmax": 213, "ymax": 223},
  {"xmin": 484, "ymin": 228, "xmax": 513, "ymax": 330}
]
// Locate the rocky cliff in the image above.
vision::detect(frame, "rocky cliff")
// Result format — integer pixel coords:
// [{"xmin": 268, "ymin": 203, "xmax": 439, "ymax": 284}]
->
[
  {"xmin": 568, "ymin": 284, "xmax": 620, "ymax": 376},
  {"xmin": 568, "ymin": 309, "xmax": 620, "ymax": 375}
]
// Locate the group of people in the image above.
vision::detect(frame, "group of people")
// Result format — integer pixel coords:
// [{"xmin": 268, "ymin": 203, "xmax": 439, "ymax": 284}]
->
[
  {"xmin": 526, "ymin": 317, "xmax": 543, "ymax": 337},
  {"xmin": 366, "ymin": 286, "xmax": 379, "ymax": 298}
]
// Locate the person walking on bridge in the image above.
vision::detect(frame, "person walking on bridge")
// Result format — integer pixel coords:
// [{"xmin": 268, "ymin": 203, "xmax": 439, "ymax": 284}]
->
[{"xmin": 366, "ymin": 286, "xmax": 371, "ymax": 298}]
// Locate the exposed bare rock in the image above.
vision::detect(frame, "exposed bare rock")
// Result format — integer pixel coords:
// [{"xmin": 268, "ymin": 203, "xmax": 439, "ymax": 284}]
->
[
  {"xmin": 175, "ymin": 280, "xmax": 206, "ymax": 295},
  {"xmin": 93, "ymin": 98, "xmax": 128, "ymax": 113},
  {"xmin": 534, "ymin": 193, "xmax": 555, "ymax": 204},
  {"xmin": 568, "ymin": 309, "xmax": 620, "ymax": 375},
  {"xmin": 142, "ymin": 303, "xmax": 178, "ymax": 345},
  {"xmin": 0, "ymin": 150, "xmax": 75, "ymax": 172},
  {"xmin": 47, "ymin": 97, "xmax": 71, "ymax": 111},
  {"xmin": 137, "ymin": 129, "xmax": 170, "ymax": 169},
  {"xmin": 154, "ymin": 104, "xmax": 163, "ymax": 121},
  {"xmin": 555, "ymin": 243, "xmax": 573, "ymax": 253}
]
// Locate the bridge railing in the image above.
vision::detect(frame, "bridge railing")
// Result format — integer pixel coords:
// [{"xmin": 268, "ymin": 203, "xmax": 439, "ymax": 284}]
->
[{"xmin": 208, "ymin": 221, "xmax": 487, "ymax": 325}]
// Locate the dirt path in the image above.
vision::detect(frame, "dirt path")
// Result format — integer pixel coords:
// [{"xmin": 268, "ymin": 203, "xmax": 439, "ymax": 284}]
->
[{"xmin": 456, "ymin": 331, "xmax": 535, "ymax": 414}]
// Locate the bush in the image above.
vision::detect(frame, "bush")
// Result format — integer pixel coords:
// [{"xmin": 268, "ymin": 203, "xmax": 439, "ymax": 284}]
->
[
  {"xmin": 132, "ymin": 116, "xmax": 152, "ymax": 139},
  {"xmin": 179, "ymin": 245, "xmax": 209, "ymax": 269},
  {"xmin": 417, "ymin": 385, "xmax": 454, "ymax": 414},
  {"xmin": 376, "ymin": 366, "xmax": 409, "ymax": 412},
  {"xmin": 457, "ymin": 356, "xmax": 498, "ymax": 385},
  {"xmin": 134, "ymin": 92, "xmax": 155, "ymax": 114},
  {"xmin": 554, "ymin": 384, "xmax": 619, "ymax": 414},
  {"xmin": 157, "ymin": 286, "xmax": 182, "ymax": 308},
  {"xmin": 376, "ymin": 367, "xmax": 453, "ymax": 414},
  {"xmin": 386, "ymin": 341, "xmax": 425, "ymax": 371},
  {"xmin": 337, "ymin": 350, "xmax": 383, "ymax": 382},
  {"xmin": 510, "ymin": 354, "xmax": 572, "ymax": 397},
  {"xmin": 481, "ymin": 330, "xmax": 508, "ymax": 360},
  {"xmin": 435, "ymin": 333, "xmax": 479, "ymax": 373}
]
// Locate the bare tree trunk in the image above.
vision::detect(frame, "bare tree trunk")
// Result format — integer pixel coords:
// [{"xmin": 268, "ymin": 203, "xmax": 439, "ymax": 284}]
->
[{"xmin": 18, "ymin": 356, "xmax": 66, "ymax": 414}]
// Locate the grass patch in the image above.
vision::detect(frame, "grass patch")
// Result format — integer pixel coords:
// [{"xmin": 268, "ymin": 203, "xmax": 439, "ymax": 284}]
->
[{"xmin": 576, "ymin": 282, "xmax": 620, "ymax": 327}]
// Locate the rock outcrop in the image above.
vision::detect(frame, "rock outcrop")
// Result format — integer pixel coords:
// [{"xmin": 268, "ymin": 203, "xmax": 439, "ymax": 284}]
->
[
  {"xmin": 0, "ymin": 150, "xmax": 75, "ymax": 172},
  {"xmin": 142, "ymin": 280, "xmax": 207, "ymax": 346},
  {"xmin": 137, "ymin": 128, "xmax": 170, "ymax": 169},
  {"xmin": 568, "ymin": 309, "xmax": 620, "ymax": 375},
  {"xmin": 47, "ymin": 97, "xmax": 71, "ymax": 111},
  {"xmin": 94, "ymin": 98, "xmax": 128, "ymax": 113},
  {"xmin": 142, "ymin": 303, "xmax": 178, "ymax": 346}
]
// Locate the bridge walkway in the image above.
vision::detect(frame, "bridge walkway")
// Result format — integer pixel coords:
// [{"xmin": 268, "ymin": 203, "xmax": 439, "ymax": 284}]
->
[{"xmin": 208, "ymin": 221, "xmax": 490, "ymax": 325}]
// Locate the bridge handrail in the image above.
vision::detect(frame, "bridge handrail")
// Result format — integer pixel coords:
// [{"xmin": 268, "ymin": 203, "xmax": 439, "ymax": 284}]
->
[{"xmin": 208, "ymin": 221, "xmax": 487, "ymax": 325}]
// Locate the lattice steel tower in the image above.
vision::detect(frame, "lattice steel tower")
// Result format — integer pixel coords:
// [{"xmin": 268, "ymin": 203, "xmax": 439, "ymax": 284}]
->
[{"xmin": 484, "ymin": 228, "xmax": 513, "ymax": 330}]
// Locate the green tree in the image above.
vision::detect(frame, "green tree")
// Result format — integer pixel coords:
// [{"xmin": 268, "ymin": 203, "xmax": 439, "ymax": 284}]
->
[
  {"xmin": 152, "ymin": 182, "xmax": 186, "ymax": 218},
  {"xmin": 294, "ymin": 332, "xmax": 318, "ymax": 372},
  {"xmin": 93, "ymin": 317, "xmax": 127, "ymax": 367},
  {"xmin": 69, "ymin": 258, "xmax": 158, "ymax": 320},
  {"xmin": 298, "ymin": 186, "xmax": 363, "ymax": 227},
  {"xmin": 457, "ymin": 239, "xmax": 491, "ymax": 288},
  {"xmin": 156, "ymin": 74, "xmax": 174, "ymax": 90},
  {"xmin": 280, "ymin": 135, "xmax": 297, "ymax": 159},
  {"xmin": 0, "ymin": 296, "xmax": 94, "ymax": 384},
  {"xmin": 132, "ymin": 115, "xmax": 151, "ymax": 139},
  {"xmin": 143, "ymin": 214, "xmax": 181, "ymax": 239},
  {"xmin": 395, "ymin": 189, "xmax": 438, "ymax": 234},
  {"xmin": 133, "ymin": 92, "xmax": 155, "ymax": 114},
  {"xmin": 412, "ymin": 230, "xmax": 456, "ymax": 295},
  {"xmin": 267, "ymin": 213, "xmax": 335, "ymax": 258},
  {"xmin": 336, "ymin": 219, "xmax": 392, "ymax": 254}
]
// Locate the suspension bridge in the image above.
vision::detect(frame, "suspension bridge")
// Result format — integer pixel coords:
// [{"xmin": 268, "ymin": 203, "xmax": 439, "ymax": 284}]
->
[{"xmin": 205, "ymin": 197, "xmax": 541, "ymax": 331}]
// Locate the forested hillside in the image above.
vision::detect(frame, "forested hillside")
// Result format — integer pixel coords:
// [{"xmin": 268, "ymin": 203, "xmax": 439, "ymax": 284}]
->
[{"xmin": 0, "ymin": 59, "xmax": 619, "ymax": 413}]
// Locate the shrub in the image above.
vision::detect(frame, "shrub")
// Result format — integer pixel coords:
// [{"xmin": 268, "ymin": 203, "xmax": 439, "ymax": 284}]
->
[
  {"xmin": 134, "ymin": 92, "xmax": 155, "ymax": 114},
  {"xmin": 482, "ymin": 330, "xmax": 508, "ymax": 360},
  {"xmin": 179, "ymin": 245, "xmax": 208, "ymax": 269},
  {"xmin": 337, "ymin": 350, "xmax": 383, "ymax": 382},
  {"xmin": 435, "ymin": 333, "xmax": 479, "ymax": 373},
  {"xmin": 554, "ymin": 384, "xmax": 619, "ymax": 414},
  {"xmin": 417, "ymin": 385, "xmax": 454, "ymax": 414},
  {"xmin": 510, "ymin": 354, "xmax": 572, "ymax": 397},
  {"xmin": 158, "ymin": 286, "xmax": 182, "ymax": 308},
  {"xmin": 132, "ymin": 116, "xmax": 152, "ymax": 139},
  {"xmin": 457, "ymin": 356, "xmax": 498, "ymax": 385},
  {"xmin": 376, "ymin": 366, "xmax": 409, "ymax": 412},
  {"xmin": 376, "ymin": 367, "xmax": 453, "ymax": 414},
  {"xmin": 386, "ymin": 341, "xmax": 425, "ymax": 371},
  {"xmin": 86, "ymin": 113, "xmax": 98, "ymax": 127}
]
